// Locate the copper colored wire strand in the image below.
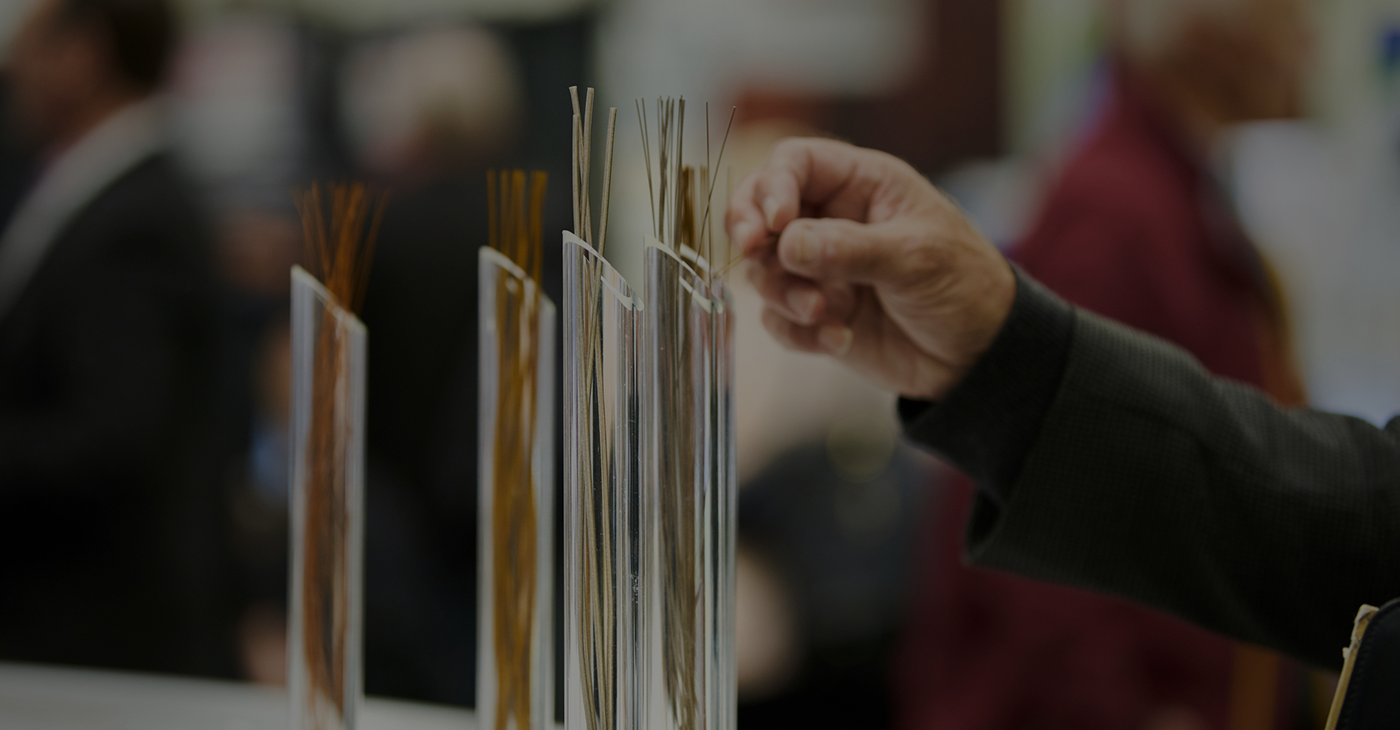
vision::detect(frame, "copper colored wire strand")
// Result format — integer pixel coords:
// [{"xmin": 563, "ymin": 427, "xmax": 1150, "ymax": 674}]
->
[{"xmin": 487, "ymin": 168, "xmax": 548, "ymax": 730}]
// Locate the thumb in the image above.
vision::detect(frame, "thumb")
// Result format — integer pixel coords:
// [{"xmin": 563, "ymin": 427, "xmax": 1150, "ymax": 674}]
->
[{"xmin": 775, "ymin": 217, "xmax": 903, "ymax": 284}]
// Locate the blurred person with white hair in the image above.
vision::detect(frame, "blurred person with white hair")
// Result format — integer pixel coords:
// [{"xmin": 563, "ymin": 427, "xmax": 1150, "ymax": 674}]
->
[
  {"xmin": 897, "ymin": 0, "xmax": 1319, "ymax": 729},
  {"xmin": 342, "ymin": 25, "xmax": 523, "ymax": 182},
  {"xmin": 334, "ymin": 25, "xmax": 569, "ymax": 706}
]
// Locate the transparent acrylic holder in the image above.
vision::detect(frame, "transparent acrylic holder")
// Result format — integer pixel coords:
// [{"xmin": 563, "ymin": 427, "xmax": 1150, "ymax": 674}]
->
[
  {"xmin": 289, "ymin": 265, "xmax": 367, "ymax": 730},
  {"xmin": 641, "ymin": 242, "xmax": 737, "ymax": 730},
  {"xmin": 478, "ymin": 248, "xmax": 557, "ymax": 730},
  {"xmin": 563, "ymin": 231, "xmax": 643, "ymax": 730},
  {"xmin": 712, "ymin": 275, "xmax": 736, "ymax": 730}
]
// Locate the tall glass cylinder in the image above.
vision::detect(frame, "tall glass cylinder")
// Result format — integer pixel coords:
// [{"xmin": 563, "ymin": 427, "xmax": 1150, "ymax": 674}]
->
[
  {"xmin": 478, "ymin": 247, "xmax": 557, "ymax": 730},
  {"xmin": 641, "ymin": 242, "xmax": 737, "ymax": 730},
  {"xmin": 563, "ymin": 231, "xmax": 643, "ymax": 730},
  {"xmin": 289, "ymin": 265, "xmax": 367, "ymax": 730}
]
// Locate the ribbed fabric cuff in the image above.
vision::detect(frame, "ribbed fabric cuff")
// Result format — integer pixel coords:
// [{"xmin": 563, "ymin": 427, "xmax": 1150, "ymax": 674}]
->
[{"xmin": 899, "ymin": 266, "xmax": 1076, "ymax": 503}]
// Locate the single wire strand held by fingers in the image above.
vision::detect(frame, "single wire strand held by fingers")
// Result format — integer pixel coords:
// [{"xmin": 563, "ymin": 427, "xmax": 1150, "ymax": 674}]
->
[
  {"xmin": 637, "ymin": 99, "xmax": 656, "ymax": 238},
  {"xmin": 598, "ymin": 107, "xmax": 617, "ymax": 257}
]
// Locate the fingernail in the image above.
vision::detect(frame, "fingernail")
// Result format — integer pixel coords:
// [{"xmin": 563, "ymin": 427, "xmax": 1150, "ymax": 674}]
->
[
  {"xmin": 787, "ymin": 289, "xmax": 822, "ymax": 322},
  {"xmin": 818, "ymin": 325, "xmax": 853, "ymax": 356},
  {"xmin": 762, "ymin": 198, "xmax": 781, "ymax": 228},
  {"xmin": 786, "ymin": 229, "xmax": 819, "ymax": 267},
  {"xmin": 733, "ymin": 222, "xmax": 754, "ymax": 249}
]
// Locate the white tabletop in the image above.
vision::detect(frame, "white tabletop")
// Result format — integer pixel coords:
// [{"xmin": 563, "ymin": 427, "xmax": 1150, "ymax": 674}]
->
[{"xmin": 0, "ymin": 662, "xmax": 478, "ymax": 730}]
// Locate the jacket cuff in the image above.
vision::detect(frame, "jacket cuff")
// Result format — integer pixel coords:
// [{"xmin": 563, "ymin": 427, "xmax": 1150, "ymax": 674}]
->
[{"xmin": 899, "ymin": 266, "xmax": 1075, "ymax": 502}]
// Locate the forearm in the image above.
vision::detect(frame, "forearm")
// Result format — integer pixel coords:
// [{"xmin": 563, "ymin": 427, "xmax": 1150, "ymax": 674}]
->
[
  {"xmin": 905, "ymin": 278, "xmax": 1400, "ymax": 669},
  {"xmin": 900, "ymin": 267, "xmax": 1074, "ymax": 503}
]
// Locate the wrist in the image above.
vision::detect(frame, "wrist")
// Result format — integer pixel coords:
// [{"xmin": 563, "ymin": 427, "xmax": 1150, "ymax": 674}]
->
[
  {"xmin": 899, "ymin": 267, "xmax": 1075, "ymax": 501},
  {"xmin": 907, "ymin": 256, "xmax": 1017, "ymax": 401}
]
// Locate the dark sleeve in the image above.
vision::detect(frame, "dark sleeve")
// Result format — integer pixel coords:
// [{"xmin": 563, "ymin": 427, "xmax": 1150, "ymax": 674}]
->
[
  {"xmin": 899, "ymin": 267, "xmax": 1076, "ymax": 504},
  {"xmin": 903, "ymin": 271, "xmax": 1400, "ymax": 670}
]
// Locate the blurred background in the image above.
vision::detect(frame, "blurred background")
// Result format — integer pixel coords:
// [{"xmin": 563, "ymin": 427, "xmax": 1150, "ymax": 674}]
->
[{"xmin": 1, "ymin": 0, "xmax": 1398, "ymax": 728}]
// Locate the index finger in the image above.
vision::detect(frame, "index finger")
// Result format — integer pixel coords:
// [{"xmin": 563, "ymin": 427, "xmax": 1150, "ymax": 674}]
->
[
  {"xmin": 724, "ymin": 170, "xmax": 770, "ymax": 257},
  {"xmin": 724, "ymin": 138, "xmax": 886, "ymax": 256}
]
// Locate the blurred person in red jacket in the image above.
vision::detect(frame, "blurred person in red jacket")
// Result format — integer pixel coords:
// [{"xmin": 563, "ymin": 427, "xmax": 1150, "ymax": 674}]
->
[{"xmin": 898, "ymin": 0, "xmax": 1316, "ymax": 729}]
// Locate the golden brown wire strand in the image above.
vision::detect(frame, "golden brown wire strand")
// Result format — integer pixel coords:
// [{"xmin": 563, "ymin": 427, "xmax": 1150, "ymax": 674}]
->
[{"xmin": 487, "ymin": 169, "xmax": 549, "ymax": 730}]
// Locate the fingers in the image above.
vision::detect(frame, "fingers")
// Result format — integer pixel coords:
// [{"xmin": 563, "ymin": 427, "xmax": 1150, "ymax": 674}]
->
[
  {"xmin": 726, "ymin": 172, "xmax": 769, "ymax": 256},
  {"xmin": 752, "ymin": 137, "xmax": 873, "ymax": 216},
  {"xmin": 726, "ymin": 137, "xmax": 880, "ymax": 256},
  {"xmin": 746, "ymin": 262, "xmax": 820, "ymax": 323},
  {"xmin": 742, "ymin": 139, "xmax": 843, "ymax": 241},
  {"xmin": 775, "ymin": 217, "xmax": 907, "ymax": 284},
  {"xmin": 760, "ymin": 307, "xmax": 853, "ymax": 357},
  {"xmin": 749, "ymin": 162, "xmax": 802, "ymax": 235},
  {"xmin": 732, "ymin": 136, "xmax": 1015, "ymax": 400},
  {"xmin": 746, "ymin": 257, "xmax": 860, "ymax": 326}
]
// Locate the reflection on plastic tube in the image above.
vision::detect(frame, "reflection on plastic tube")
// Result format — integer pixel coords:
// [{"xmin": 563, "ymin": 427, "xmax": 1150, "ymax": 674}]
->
[
  {"xmin": 289, "ymin": 266, "xmax": 366, "ymax": 730},
  {"xmin": 478, "ymin": 247, "xmax": 557, "ymax": 730},
  {"xmin": 563, "ymin": 231, "xmax": 643, "ymax": 730},
  {"xmin": 642, "ymin": 242, "xmax": 736, "ymax": 730}
]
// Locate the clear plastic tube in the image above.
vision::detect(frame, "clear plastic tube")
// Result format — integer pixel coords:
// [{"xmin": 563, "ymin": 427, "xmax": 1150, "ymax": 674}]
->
[
  {"xmin": 289, "ymin": 265, "xmax": 367, "ymax": 730},
  {"xmin": 641, "ymin": 242, "xmax": 736, "ymax": 730},
  {"xmin": 710, "ymin": 277, "xmax": 736, "ymax": 730},
  {"xmin": 478, "ymin": 248, "xmax": 558, "ymax": 730},
  {"xmin": 563, "ymin": 231, "xmax": 644, "ymax": 730}
]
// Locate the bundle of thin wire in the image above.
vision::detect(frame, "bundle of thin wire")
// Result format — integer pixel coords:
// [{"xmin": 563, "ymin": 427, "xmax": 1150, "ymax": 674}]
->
[
  {"xmin": 569, "ymin": 85, "xmax": 622, "ymax": 730},
  {"xmin": 293, "ymin": 182, "xmax": 387, "ymax": 725},
  {"xmin": 637, "ymin": 97, "xmax": 734, "ymax": 730},
  {"xmin": 486, "ymin": 168, "xmax": 549, "ymax": 730},
  {"xmin": 636, "ymin": 98, "xmax": 735, "ymax": 281}
]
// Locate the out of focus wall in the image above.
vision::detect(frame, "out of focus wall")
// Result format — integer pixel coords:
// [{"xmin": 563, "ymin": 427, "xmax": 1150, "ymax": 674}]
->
[
  {"xmin": 593, "ymin": 0, "xmax": 926, "ymax": 286},
  {"xmin": 1002, "ymin": 0, "xmax": 1102, "ymax": 157},
  {"xmin": 182, "ymin": 0, "xmax": 591, "ymax": 25},
  {"xmin": 0, "ymin": 0, "xmax": 39, "ymax": 54},
  {"xmin": 1235, "ymin": 0, "xmax": 1400, "ymax": 424}
]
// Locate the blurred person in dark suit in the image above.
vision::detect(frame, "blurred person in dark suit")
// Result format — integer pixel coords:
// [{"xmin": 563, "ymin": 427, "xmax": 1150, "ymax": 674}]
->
[
  {"xmin": 0, "ymin": 0, "xmax": 230, "ymax": 675},
  {"xmin": 0, "ymin": 79, "xmax": 34, "ymax": 226},
  {"xmin": 898, "ymin": 0, "xmax": 1321, "ymax": 729}
]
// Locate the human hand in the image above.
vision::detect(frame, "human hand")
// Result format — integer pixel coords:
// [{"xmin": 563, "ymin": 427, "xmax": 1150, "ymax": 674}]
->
[{"xmin": 726, "ymin": 138, "xmax": 1015, "ymax": 400}]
